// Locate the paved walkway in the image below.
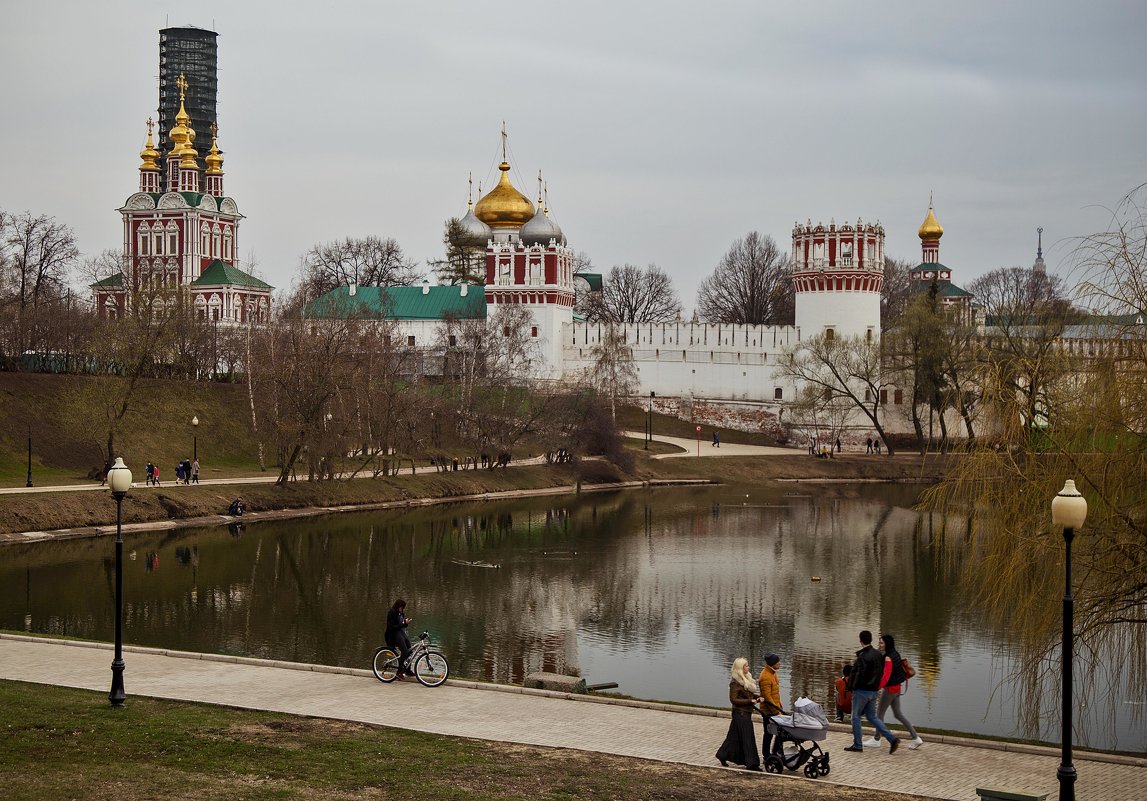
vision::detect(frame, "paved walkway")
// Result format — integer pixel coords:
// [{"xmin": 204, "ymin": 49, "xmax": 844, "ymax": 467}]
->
[
  {"xmin": 621, "ymin": 430, "xmax": 797, "ymax": 458},
  {"xmin": 2, "ymin": 636, "xmax": 1143, "ymax": 801}
]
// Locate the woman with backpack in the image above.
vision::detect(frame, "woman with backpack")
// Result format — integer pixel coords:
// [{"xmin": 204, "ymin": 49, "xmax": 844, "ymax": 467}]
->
[{"xmin": 864, "ymin": 632, "xmax": 924, "ymax": 750}]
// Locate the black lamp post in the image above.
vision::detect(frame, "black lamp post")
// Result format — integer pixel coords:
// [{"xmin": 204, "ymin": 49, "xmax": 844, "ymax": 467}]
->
[
  {"xmin": 106, "ymin": 457, "xmax": 133, "ymax": 707},
  {"xmin": 1051, "ymin": 479, "xmax": 1087, "ymax": 801},
  {"xmin": 191, "ymin": 415, "xmax": 199, "ymax": 462},
  {"xmin": 26, "ymin": 429, "xmax": 33, "ymax": 488},
  {"xmin": 646, "ymin": 391, "xmax": 655, "ymax": 449}
]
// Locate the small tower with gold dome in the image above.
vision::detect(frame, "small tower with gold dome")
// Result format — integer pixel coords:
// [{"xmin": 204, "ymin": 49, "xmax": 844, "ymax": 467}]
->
[
  {"xmin": 138, "ymin": 118, "xmax": 161, "ymax": 194},
  {"xmin": 204, "ymin": 122, "xmax": 225, "ymax": 196},
  {"xmin": 909, "ymin": 198, "xmax": 973, "ymax": 319},
  {"xmin": 476, "ymin": 126, "xmax": 575, "ymax": 379}
]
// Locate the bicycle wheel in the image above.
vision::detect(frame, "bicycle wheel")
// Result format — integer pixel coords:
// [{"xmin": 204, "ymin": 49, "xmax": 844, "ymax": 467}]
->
[
  {"xmin": 372, "ymin": 647, "xmax": 399, "ymax": 683},
  {"xmin": 414, "ymin": 650, "xmax": 449, "ymax": 687}
]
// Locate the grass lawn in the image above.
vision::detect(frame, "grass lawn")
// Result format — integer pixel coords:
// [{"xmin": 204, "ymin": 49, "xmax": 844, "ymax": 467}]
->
[{"xmin": 0, "ymin": 679, "xmax": 933, "ymax": 801}]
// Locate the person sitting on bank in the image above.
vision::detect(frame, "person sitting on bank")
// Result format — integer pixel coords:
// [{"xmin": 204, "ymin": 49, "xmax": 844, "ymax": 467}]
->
[{"xmin": 228, "ymin": 497, "xmax": 245, "ymax": 516}]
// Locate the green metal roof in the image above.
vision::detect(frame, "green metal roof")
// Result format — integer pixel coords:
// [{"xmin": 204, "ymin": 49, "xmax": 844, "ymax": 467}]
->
[
  {"xmin": 577, "ymin": 272, "xmax": 603, "ymax": 292},
  {"xmin": 190, "ymin": 260, "xmax": 274, "ymax": 289},
  {"xmin": 90, "ymin": 273, "xmax": 125, "ymax": 289},
  {"xmin": 306, "ymin": 284, "xmax": 487, "ymax": 320}
]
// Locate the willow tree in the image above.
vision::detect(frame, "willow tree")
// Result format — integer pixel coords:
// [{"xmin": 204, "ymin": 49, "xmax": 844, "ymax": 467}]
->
[{"xmin": 920, "ymin": 187, "xmax": 1147, "ymax": 730}]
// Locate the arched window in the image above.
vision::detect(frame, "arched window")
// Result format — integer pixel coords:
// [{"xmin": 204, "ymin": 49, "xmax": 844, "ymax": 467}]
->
[
  {"xmin": 166, "ymin": 221, "xmax": 178, "ymax": 256},
  {"xmin": 774, "ymin": 387, "xmax": 783, "ymax": 400},
  {"xmin": 137, "ymin": 222, "xmax": 151, "ymax": 256},
  {"xmin": 212, "ymin": 224, "xmax": 222, "ymax": 258},
  {"xmin": 153, "ymin": 227, "xmax": 164, "ymax": 255},
  {"xmin": 223, "ymin": 228, "xmax": 233, "ymax": 261},
  {"xmin": 201, "ymin": 223, "xmax": 210, "ymax": 255}
]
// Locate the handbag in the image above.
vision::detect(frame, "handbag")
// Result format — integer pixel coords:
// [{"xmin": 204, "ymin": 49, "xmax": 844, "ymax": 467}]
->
[{"xmin": 901, "ymin": 657, "xmax": 916, "ymax": 680}]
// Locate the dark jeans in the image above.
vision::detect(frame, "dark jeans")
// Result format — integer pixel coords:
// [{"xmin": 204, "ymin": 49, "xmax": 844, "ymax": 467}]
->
[{"xmin": 395, "ymin": 630, "xmax": 412, "ymax": 673}]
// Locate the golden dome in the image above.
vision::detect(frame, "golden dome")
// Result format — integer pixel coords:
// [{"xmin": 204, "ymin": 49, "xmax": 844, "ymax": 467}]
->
[
  {"xmin": 918, "ymin": 204, "xmax": 944, "ymax": 240},
  {"xmin": 205, "ymin": 123, "xmax": 224, "ymax": 175},
  {"xmin": 474, "ymin": 162, "xmax": 535, "ymax": 228},
  {"xmin": 139, "ymin": 118, "xmax": 160, "ymax": 171},
  {"xmin": 168, "ymin": 73, "xmax": 197, "ymax": 166}
]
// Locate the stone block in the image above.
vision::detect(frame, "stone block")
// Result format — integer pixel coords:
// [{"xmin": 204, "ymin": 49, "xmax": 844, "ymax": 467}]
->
[
  {"xmin": 523, "ymin": 672, "xmax": 587, "ymax": 694},
  {"xmin": 976, "ymin": 788, "xmax": 1049, "ymax": 801}
]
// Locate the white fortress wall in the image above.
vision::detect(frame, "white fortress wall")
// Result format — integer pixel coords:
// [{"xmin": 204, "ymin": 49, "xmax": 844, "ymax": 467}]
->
[{"xmin": 561, "ymin": 321, "xmax": 802, "ymax": 403}]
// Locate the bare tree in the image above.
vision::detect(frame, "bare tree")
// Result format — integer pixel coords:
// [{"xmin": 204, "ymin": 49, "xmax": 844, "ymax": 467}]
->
[
  {"xmin": 428, "ymin": 218, "xmax": 486, "ymax": 286},
  {"xmin": 968, "ymin": 266, "xmax": 1075, "ymax": 443},
  {"xmin": 880, "ymin": 256, "xmax": 917, "ymax": 329},
  {"xmin": 589, "ymin": 324, "xmax": 638, "ymax": 421},
  {"xmin": 779, "ymin": 333, "xmax": 895, "ymax": 454},
  {"xmin": 0, "ymin": 211, "xmax": 80, "ymax": 355},
  {"xmin": 600, "ymin": 263, "xmax": 680, "ymax": 323},
  {"xmin": 572, "ymin": 251, "xmax": 608, "ymax": 323},
  {"xmin": 298, "ymin": 236, "xmax": 421, "ymax": 301},
  {"xmin": 696, "ymin": 232, "xmax": 793, "ymax": 324}
]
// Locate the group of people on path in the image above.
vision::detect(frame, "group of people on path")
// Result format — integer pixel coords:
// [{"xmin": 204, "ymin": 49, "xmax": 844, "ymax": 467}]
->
[
  {"xmin": 716, "ymin": 629, "xmax": 922, "ymax": 771},
  {"xmin": 142, "ymin": 459, "xmax": 199, "ymax": 486}
]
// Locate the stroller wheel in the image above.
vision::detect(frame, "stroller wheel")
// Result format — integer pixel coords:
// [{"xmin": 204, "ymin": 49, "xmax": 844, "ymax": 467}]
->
[
  {"xmin": 817, "ymin": 760, "xmax": 830, "ymax": 777},
  {"xmin": 803, "ymin": 762, "xmax": 820, "ymax": 779},
  {"xmin": 764, "ymin": 755, "xmax": 784, "ymax": 774}
]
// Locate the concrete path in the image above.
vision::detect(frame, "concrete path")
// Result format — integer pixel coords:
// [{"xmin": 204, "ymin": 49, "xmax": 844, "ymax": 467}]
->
[
  {"xmin": 2, "ymin": 635, "xmax": 1143, "ymax": 801},
  {"xmin": 621, "ymin": 430, "xmax": 797, "ymax": 458}
]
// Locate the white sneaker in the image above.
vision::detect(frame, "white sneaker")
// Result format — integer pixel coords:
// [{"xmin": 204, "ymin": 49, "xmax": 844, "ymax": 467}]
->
[
  {"xmin": 908, "ymin": 736, "xmax": 924, "ymax": 750},
  {"xmin": 863, "ymin": 737, "xmax": 882, "ymax": 748}
]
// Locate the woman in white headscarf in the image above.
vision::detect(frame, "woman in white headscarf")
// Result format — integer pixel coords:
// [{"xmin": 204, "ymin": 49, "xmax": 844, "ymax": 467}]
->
[{"xmin": 715, "ymin": 657, "xmax": 763, "ymax": 770}]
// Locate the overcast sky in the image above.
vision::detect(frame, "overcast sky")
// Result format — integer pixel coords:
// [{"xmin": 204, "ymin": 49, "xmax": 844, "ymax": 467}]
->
[{"xmin": 3, "ymin": 1, "xmax": 1145, "ymax": 309}]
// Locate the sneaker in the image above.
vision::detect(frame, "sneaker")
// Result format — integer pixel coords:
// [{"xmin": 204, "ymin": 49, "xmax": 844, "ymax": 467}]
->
[
  {"xmin": 863, "ymin": 737, "xmax": 882, "ymax": 748},
  {"xmin": 888, "ymin": 737, "xmax": 900, "ymax": 754},
  {"xmin": 843, "ymin": 745, "xmax": 864, "ymax": 753},
  {"xmin": 908, "ymin": 736, "xmax": 924, "ymax": 750}
]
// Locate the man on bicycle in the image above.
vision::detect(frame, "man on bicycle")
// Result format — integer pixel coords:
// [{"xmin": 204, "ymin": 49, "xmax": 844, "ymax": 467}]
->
[{"xmin": 385, "ymin": 598, "xmax": 413, "ymax": 677}]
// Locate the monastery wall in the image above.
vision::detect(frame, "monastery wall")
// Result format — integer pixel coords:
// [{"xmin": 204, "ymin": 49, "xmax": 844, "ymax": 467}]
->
[{"xmin": 561, "ymin": 321, "xmax": 802, "ymax": 404}]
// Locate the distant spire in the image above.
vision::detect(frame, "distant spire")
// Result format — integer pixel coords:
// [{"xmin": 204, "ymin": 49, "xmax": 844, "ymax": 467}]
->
[
  {"xmin": 1033, "ymin": 226, "xmax": 1047, "ymax": 274},
  {"xmin": 536, "ymin": 169, "xmax": 543, "ymax": 205},
  {"xmin": 501, "ymin": 121, "xmax": 507, "ymax": 162},
  {"xmin": 544, "ymin": 181, "xmax": 550, "ymax": 214},
  {"xmin": 467, "ymin": 171, "xmax": 473, "ymax": 208}
]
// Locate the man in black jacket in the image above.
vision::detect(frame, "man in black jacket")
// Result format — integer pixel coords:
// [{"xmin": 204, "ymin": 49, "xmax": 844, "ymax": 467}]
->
[{"xmin": 844, "ymin": 630, "xmax": 900, "ymax": 753}]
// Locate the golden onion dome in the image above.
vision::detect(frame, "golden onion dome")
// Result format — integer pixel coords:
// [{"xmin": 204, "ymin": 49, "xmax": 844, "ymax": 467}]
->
[
  {"xmin": 205, "ymin": 124, "xmax": 224, "ymax": 175},
  {"xmin": 918, "ymin": 204, "xmax": 944, "ymax": 240},
  {"xmin": 474, "ymin": 162, "xmax": 535, "ymax": 228},
  {"xmin": 139, "ymin": 118, "xmax": 160, "ymax": 171}
]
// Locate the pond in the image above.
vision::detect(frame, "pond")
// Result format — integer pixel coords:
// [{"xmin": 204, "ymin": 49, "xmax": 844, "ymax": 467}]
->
[{"xmin": 1, "ymin": 483, "xmax": 1141, "ymax": 752}]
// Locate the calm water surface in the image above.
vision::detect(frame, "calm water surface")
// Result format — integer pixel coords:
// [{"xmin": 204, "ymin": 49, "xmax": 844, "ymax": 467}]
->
[{"xmin": 1, "ymin": 483, "xmax": 1141, "ymax": 752}]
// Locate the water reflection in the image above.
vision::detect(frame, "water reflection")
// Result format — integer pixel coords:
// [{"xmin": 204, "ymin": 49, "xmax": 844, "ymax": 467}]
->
[{"xmin": 0, "ymin": 484, "xmax": 1140, "ymax": 752}]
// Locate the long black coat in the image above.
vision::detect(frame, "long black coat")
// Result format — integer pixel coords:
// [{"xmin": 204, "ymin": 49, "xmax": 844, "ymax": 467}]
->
[{"xmin": 715, "ymin": 680, "xmax": 760, "ymax": 769}]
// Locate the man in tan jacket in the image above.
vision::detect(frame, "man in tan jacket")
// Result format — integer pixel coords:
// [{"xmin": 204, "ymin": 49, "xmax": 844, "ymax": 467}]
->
[{"xmin": 758, "ymin": 653, "xmax": 784, "ymax": 758}]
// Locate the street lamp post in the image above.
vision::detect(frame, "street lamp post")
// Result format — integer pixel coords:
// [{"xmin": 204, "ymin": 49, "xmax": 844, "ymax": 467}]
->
[
  {"xmin": 1051, "ymin": 479, "xmax": 1087, "ymax": 801},
  {"xmin": 26, "ymin": 429, "xmax": 33, "ymax": 488},
  {"xmin": 107, "ymin": 457, "xmax": 133, "ymax": 707},
  {"xmin": 646, "ymin": 391, "xmax": 655, "ymax": 449},
  {"xmin": 191, "ymin": 415, "xmax": 199, "ymax": 462}
]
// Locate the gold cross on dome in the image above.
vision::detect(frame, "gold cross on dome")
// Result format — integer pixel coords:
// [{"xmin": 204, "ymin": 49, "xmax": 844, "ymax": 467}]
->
[
  {"xmin": 146, "ymin": 117, "xmax": 153, "ymax": 137},
  {"xmin": 176, "ymin": 73, "xmax": 188, "ymax": 100},
  {"xmin": 211, "ymin": 121, "xmax": 218, "ymax": 139}
]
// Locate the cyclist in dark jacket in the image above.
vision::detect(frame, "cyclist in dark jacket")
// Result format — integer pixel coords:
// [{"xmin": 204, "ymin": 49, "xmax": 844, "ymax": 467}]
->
[
  {"xmin": 844, "ymin": 630, "xmax": 900, "ymax": 753},
  {"xmin": 385, "ymin": 598, "xmax": 413, "ymax": 677}
]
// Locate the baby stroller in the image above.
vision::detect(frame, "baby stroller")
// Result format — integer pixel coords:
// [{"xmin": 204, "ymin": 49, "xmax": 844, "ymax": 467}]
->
[{"xmin": 764, "ymin": 696, "xmax": 831, "ymax": 778}]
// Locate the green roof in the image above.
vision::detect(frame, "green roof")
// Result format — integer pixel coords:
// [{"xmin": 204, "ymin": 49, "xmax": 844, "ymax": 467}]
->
[
  {"xmin": 90, "ymin": 273, "xmax": 125, "ymax": 289},
  {"xmin": 306, "ymin": 284, "xmax": 487, "ymax": 320},
  {"xmin": 577, "ymin": 272, "xmax": 603, "ymax": 292},
  {"xmin": 190, "ymin": 260, "xmax": 273, "ymax": 290}
]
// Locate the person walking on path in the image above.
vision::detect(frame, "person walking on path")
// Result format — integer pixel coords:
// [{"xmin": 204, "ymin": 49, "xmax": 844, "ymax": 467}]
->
[
  {"xmin": 866, "ymin": 437, "xmax": 873, "ymax": 454},
  {"xmin": 844, "ymin": 629, "xmax": 900, "ymax": 753},
  {"xmin": 874, "ymin": 439, "xmax": 882, "ymax": 455},
  {"xmin": 758, "ymin": 652, "xmax": 785, "ymax": 758},
  {"xmin": 864, "ymin": 633, "xmax": 924, "ymax": 750},
  {"xmin": 100, "ymin": 460, "xmax": 111, "ymax": 486},
  {"xmin": 715, "ymin": 657, "xmax": 762, "ymax": 771},
  {"xmin": 191, "ymin": 458, "xmax": 200, "ymax": 484},
  {"xmin": 835, "ymin": 437, "xmax": 842, "ymax": 453},
  {"xmin": 145, "ymin": 462, "xmax": 155, "ymax": 486},
  {"xmin": 385, "ymin": 598, "xmax": 414, "ymax": 678},
  {"xmin": 712, "ymin": 430, "xmax": 720, "ymax": 448}
]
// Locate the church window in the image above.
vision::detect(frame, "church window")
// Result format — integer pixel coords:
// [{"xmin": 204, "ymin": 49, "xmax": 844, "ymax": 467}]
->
[
  {"xmin": 201, "ymin": 224, "xmax": 210, "ymax": 254},
  {"xmin": 223, "ymin": 229, "xmax": 233, "ymax": 260},
  {"xmin": 153, "ymin": 229, "xmax": 164, "ymax": 255},
  {"xmin": 865, "ymin": 389, "xmax": 872, "ymax": 402},
  {"xmin": 166, "ymin": 222, "xmax": 178, "ymax": 255},
  {"xmin": 212, "ymin": 225, "xmax": 222, "ymax": 258},
  {"xmin": 448, "ymin": 335, "xmax": 457, "ymax": 347},
  {"xmin": 503, "ymin": 327, "xmax": 510, "ymax": 337},
  {"xmin": 879, "ymin": 389, "xmax": 887, "ymax": 405},
  {"xmin": 774, "ymin": 388, "xmax": 783, "ymax": 400},
  {"xmin": 825, "ymin": 328, "xmax": 835, "ymax": 341},
  {"xmin": 866, "ymin": 328, "xmax": 873, "ymax": 342},
  {"xmin": 894, "ymin": 389, "xmax": 904, "ymax": 405},
  {"xmin": 407, "ymin": 335, "xmax": 416, "ymax": 347},
  {"xmin": 137, "ymin": 223, "xmax": 150, "ymax": 255},
  {"xmin": 531, "ymin": 326, "xmax": 538, "ymax": 338}
]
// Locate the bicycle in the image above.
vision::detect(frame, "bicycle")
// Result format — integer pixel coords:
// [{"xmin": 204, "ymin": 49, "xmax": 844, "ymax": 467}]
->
[{"xmin": 372, "ymin": 631, "xmax": 450, "ymax": 687}]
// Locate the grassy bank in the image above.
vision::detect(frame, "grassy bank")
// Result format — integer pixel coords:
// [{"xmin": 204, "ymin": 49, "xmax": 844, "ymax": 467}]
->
[
  {"xmin": 0, "ymin": 453, "xmax": 954, "ymax": 536},
  {"xmin": 0, "ymin": 679, "xmax": 930, "ymax": 801}
]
